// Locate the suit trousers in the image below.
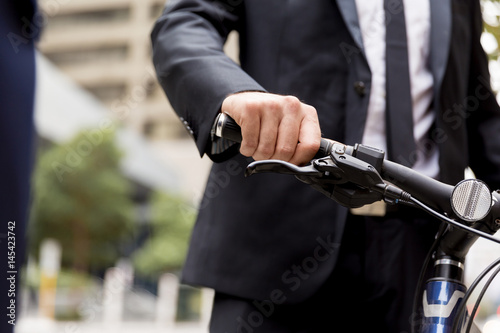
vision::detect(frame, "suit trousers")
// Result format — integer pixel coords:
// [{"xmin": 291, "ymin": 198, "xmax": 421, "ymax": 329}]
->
[{"xmin": 209, "ymin": 209, "xmax": 440, "ymax": 333}]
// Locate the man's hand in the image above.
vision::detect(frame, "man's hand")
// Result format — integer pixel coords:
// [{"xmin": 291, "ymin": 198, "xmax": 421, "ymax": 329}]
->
[{"xmin": 221, "ymin": 92, "xmax": 321, "ymax": 166}]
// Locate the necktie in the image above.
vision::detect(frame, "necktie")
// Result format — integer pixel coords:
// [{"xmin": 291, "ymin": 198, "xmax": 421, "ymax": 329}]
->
[{"xmin": 384, "ymin": 0, "xmax": 415, "ymax": 167}]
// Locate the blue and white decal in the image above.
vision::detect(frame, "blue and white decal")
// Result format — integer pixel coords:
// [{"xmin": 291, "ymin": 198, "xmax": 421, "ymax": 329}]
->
[{"xmin": 421, "ymin": 280, "xmax": 467, "ymax": 333}]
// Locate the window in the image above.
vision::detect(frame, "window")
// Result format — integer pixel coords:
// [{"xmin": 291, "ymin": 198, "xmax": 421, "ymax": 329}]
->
[
  {"xmin": 87, "ymin": 84, "xmax": 127, "ymax": 103},
  {"xmin": 45, "ymin": 7, "xmax": 130, "ymax": 30},
  {"xmin": 45, "ymin": 45, "xmax": 129, "ymax": 66}
]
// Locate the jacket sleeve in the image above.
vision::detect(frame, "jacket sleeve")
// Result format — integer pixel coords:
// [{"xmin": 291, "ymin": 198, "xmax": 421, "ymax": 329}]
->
[
  {"xmin": 466, "ymin": 0, "xmax": 500, "ymax": 191},
  {"xmin": 151, "ymin": 0, "xmax": 265, "ymax": 161}
]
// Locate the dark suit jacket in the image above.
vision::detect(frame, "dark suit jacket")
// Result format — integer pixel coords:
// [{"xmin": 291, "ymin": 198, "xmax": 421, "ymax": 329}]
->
[
  {"xmin": 0, "ymin": 0, "xmax": 37, "ymax": 331},
  {"xmin": 152, "ymin": 0, "xmax": 500, "ymax": 303}
]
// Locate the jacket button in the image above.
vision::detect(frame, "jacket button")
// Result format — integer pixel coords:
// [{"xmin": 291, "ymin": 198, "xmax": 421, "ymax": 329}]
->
[{"xmin": 353, "ymin": 81, "xmax": 366, "ymax": 97}]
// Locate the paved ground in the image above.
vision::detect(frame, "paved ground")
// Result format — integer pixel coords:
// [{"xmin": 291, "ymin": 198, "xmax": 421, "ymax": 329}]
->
[{"xmin": 16, "ymin": 317, "xmax": 208, "ymax": 333}]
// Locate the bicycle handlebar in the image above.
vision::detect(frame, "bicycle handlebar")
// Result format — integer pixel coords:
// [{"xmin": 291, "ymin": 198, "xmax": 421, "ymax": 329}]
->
[
  {"xmin": 214, "ymin": 113, "xmax": 500, "ymax": 245},
  {"xmin": 216, "ymin": 113, "xmax": 452, "ymax": 210}
]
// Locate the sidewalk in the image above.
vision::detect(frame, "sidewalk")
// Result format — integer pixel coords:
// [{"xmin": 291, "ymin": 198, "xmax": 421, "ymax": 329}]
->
[{"xmin": 16, "ymin": 317, "xmax": 208, "ymax": 333}]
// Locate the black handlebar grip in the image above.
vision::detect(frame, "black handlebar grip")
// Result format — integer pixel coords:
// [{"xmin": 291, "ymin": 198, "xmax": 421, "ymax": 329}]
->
[
  {"xmin": 215, "ymin": 113, "xmax": 242, "ymax": 143},
  {"xmin": 214, "ymin": 113, "xmax": 335, "ymax": 158}
]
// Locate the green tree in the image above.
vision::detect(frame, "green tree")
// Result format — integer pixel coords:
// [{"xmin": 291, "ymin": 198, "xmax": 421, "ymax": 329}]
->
[
  {"xmin": 29, "ymin": 129, "xmax": 135, "ymax": 273},
  {"xmin": 132, "ymin": 191, "xmax": 196, "ymax": 278},
  {"xmin": 483, "ymin": 0, "xmax": 500, "ymax": 61}
]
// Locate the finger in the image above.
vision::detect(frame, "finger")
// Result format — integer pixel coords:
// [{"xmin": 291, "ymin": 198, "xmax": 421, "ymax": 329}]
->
[
  {"xmin": 222, "ymin": 95, "xmax": 260, "ymax": 157},
  {"xmin": 289, "ymin": 109, "xmax": 321, "ymax": 166},
  {"xmin": 253, "ymin": 112, "xmax": 280, "ymax": 160},
  {"xmin": 273, "ymin": 115, "xmax": 300, "ymax": 162},
  {"xmin": 271, "ymin": 96, "xmax": 302, "ymax": 161},
  {"xmin": 238, "ymin": 113, "xmax": 261, "ymax": 157}
]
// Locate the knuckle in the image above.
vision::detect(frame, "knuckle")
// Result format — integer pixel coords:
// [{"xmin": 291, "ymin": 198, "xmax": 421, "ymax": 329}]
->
[
  {"xmin": 266, "ymin": 99, "xmax": 281, "ymax": 113},
  {"xmin": 243, "ymin": 100, "xmax": 261, "ymax": 115},
  {"xmin": 245, "ymin": 139, "xmax": 258, "ymax": 151},
  {"xmin": 283, "ymin": 96, "xmax": 301, "ymax": 113},
  {"xmin": 258, "ymin": 145, "xmax": 275, "ymax": 159},
  {"xmin": 284, "ymin": 95, "xmax": 300, "ymax": 105},
  {"xmin": 241, "ymin": 139, "xmax": 258, "ymax": 155},
  {"xmin": 277, "ymin": 144, "xmax": 295, "ymax": 158},
  {"xmin": 306, "ymin": 105, "xmax": 318, "ymax": 116},
  {"xmin": 303, "ymin": 106, "xmax": 318, "ymax": 120}
]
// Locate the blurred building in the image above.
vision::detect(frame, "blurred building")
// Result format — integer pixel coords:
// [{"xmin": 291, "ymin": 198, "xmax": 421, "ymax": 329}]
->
[
  {"xmin": 37, "ymin": 0, "xmax": 177, "ymax": 140},
  {"xmin": 36, "ymin": 0, "xmax": 239, "ymax": 204},
  {"xmin": 38, "ymin": 0, "xmax": 238, "ymax": 141}
]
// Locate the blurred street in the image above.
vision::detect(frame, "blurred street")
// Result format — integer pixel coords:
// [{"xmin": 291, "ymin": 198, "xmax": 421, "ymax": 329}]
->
[{"xmin": 16, "ymin": 318, "xmax": 208, "ymax": 333}]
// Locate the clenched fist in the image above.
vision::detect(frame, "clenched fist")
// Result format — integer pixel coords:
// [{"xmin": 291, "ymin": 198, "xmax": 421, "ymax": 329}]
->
[{"xmin": 221, "ymin": 92, "xmax": 321, "ymax": 166}]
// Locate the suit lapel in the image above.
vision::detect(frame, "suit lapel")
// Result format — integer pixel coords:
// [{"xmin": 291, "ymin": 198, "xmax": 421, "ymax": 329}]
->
[
  {"xmin": 335, "ymin": 0, "xmax": 369, "ymax": 145},
  {"xmin": 335, "ymin": 0, "xmax": 365, "ymax": 53},
  {"xmin": 429, "ymin": 0, "xmax": 452, "ymax": 98}
]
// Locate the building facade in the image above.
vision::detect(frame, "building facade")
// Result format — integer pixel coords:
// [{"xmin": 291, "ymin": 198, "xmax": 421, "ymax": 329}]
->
[{"xmin": 38, "ymin": 0, "xmax": 239, "ymax": 141}]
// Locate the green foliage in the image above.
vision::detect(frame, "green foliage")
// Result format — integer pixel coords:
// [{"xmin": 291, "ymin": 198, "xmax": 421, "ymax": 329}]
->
[
  {"xmin": 24, "ymin": 265, "xmax": 97, "ymax": 290},
  {"xmin": 29, "ymin": 128, "xmax": 136, "ymax": 272},
  {"xmin": 483, "ymin": 0, "xmax": 500, "ymax": 60},
  {"xmin": 132, "ymin": 191, "xmax": 196, "ymax": 277}
]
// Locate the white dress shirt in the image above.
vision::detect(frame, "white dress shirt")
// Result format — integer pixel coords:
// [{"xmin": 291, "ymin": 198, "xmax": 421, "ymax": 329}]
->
[{"xmin": 354, "ymin": 0, "xmax": 439, "ymax": 178}]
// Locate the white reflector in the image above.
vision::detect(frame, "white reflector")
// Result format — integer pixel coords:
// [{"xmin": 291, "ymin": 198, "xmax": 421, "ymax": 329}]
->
[{"xmin": 451, "ymin": 179, "xmax": 492, "ymax": 223}]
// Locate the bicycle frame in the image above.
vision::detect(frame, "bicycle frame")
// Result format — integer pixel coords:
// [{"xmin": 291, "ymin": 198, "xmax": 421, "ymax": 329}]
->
[{"xmin": 422, "ymin": 279, "xmax": 468, "ymax": 332}]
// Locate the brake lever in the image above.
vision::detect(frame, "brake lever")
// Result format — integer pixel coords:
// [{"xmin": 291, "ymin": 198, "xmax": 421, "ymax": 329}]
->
[
  {"xmin": 245, "ymin": 154, "xmax": 345, "ymax": 184},
  {"xmin": 245, "ymin": 159, "xmax": 323, "ymax": 177},
  {"xmin": 246, "ymin": 149, "xmax": 386, "ymax": 186},
  {"xmin": 245, "ymin": 156, "xmax": 349, "ymax": 184},
  {"xmin": 246, "ymin": 150, "xmax": 410, "ymax": 207}
]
